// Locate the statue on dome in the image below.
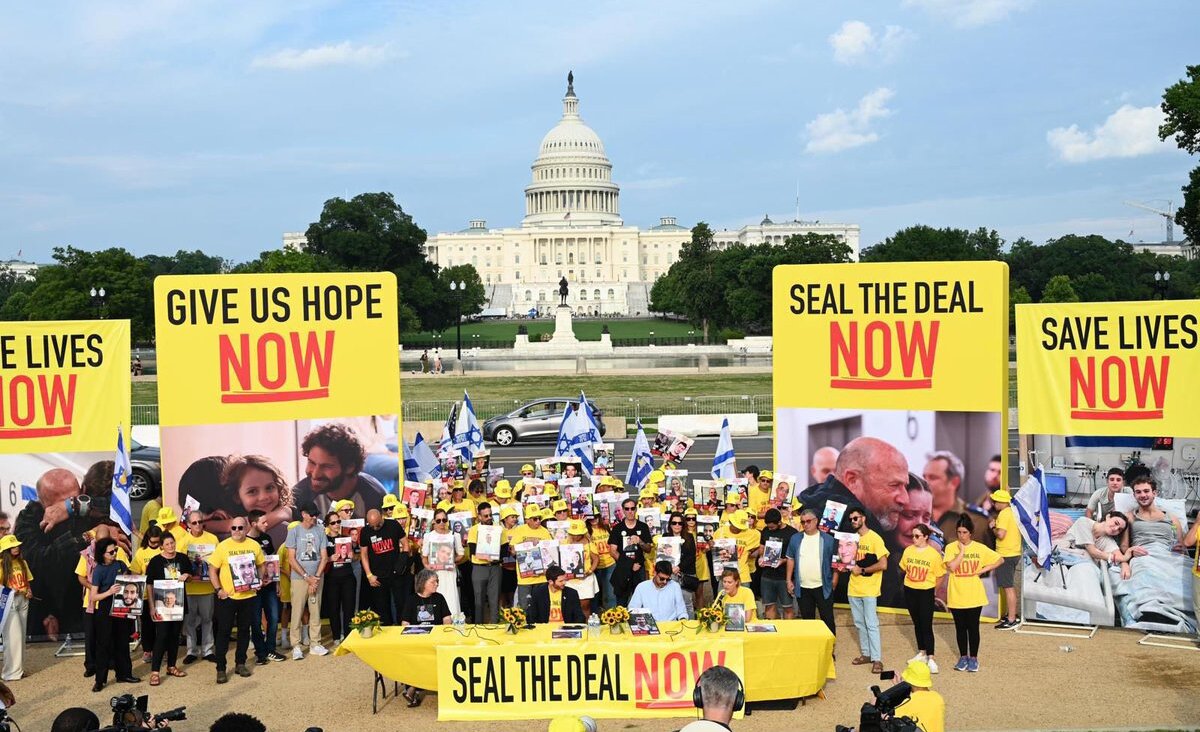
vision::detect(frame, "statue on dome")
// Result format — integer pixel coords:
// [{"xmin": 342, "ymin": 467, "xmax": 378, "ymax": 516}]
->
[
  {"xmin": 567, "ymin": 70, "xmax": 574, "ymax": 95},
  {"xmin": 558, "ymin": 277, "xmax": 569, "ymax": 306}
]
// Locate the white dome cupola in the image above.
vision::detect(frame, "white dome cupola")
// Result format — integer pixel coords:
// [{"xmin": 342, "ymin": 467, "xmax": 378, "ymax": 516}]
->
[{"xmin": 522, "ymin": 71, "xmax": 622, "ymax": 227}]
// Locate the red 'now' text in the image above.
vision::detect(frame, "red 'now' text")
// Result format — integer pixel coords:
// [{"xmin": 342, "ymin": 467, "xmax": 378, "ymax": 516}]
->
[
  {"xmin": 219, "ymin": 331, "xmax": 334, "ymax": 404},
  {"xmin": 0, "ymin": 374, "xmax": 76, "ymax": 439},
  {"xmin": 634, "ymin": 651, "xmax": 726, "ymax": 709},
  {"xmin": 1069, "ymin": 355, "xmax": 1168, "ymax": 420},
  {"xmin": 829, "ymin": 321, "xmax": 939, "ymax": 390}
]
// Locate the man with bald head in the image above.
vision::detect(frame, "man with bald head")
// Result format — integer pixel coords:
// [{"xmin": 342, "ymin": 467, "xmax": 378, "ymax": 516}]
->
[
  {"xmin": 810, "ymin": 447, "xmax": 840, "ymax": 486},
  {"xmin": 360, "ymin": 506, "xmax": 410, "ymax": 625}
]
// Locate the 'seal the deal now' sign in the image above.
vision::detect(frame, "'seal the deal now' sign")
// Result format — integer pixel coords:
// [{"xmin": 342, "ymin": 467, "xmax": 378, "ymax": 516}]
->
[
  {"xmin": 772, "ymin": 262, "xmax": 1009, "ymax": 412},
  {"xmin": 1016, "ymin": 301, "xmax": 1200, "ymax": 436},
  {"xmin": 153, "ymin": 273, "xmax": 399, "ymax": 426}
]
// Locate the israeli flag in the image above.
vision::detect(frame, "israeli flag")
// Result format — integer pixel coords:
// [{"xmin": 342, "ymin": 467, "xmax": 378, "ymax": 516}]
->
[
  {"xmin": 110, "ymin": 425, "xmax": 133, "ymax": 536},
  {"xmin": 440, "ymin": 401, "xmax": 459, "ymax": 457},
  {"xmin": 1013, "ymin": 467, "xmax": 1053, "ymax": 568},
  {"xmin": 555, "ymin": 395, "xmax": 599, "ymax": 473},
  {"xmin": 711, "ymin": 417, "xmax": 737, "ymax": 480},
  {"xmin": 453, "ymin": 391, "xmax": 484, "ymax": 460},
  {"xmin": 625, "ymin": 420, "xmax": 654, "ymax": 489},
  {"xmin": 411, "ymin": 432, "xmax": 441, "ymax": 480}
]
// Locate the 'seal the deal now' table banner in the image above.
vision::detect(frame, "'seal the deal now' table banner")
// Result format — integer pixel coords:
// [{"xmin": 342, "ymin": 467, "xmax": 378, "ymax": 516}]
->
[{"xmin": 1015, "ymin": 301, "xmax": 1200, "ymax": 436}]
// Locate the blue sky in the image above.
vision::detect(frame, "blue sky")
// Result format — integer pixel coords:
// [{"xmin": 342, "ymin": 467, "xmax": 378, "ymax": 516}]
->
[{"xmin": 1, "ymin": 0, "xmax": 1196, "ymax": 264}]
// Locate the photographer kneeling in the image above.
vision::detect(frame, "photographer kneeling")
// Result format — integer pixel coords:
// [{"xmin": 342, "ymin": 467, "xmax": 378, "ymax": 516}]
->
[{"xmin": 895, "ymin": 660, "xmax": 944, "ymax": 732}]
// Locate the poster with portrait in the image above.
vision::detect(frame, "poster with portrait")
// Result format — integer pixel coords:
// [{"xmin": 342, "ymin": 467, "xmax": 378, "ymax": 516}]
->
[
  {"xmin": 152, "ymin": 579, "xmax": 185, "ymax": 622},
  {"xmin": 110, "ymin": 574, "xmax": 146, "ymax": 618},
  {"xmin": 448, "ymin": 511, "xmax": 473, "ymax": 546},
  {"xmin": 656, "ymin": 536, "xmax": 682, "ymax": 569},
  {"xmin": 558, "ymin": 543, "xmax": 586, "ymax": 580},
  {"xmin": 403, "ymin": 481, "xmax": 428, "ymax": 510},
  {"xmin": 694, "ymin": 480, "xmax": 722, "ymax": 511},
  {"xmin": 475, "ymin": 524, "xmax": 502, "ymax": 562},
  {"xmin": 650, "ymin": 430, "xmax": 675, "ymax": 457},
  {"xmin": 663, "ymin": 470, "xmax": 689, "ymax": 504},
  {"xmin": 229, "ymin": 552, "xmax": 261, "ymax": 594},
  {"xmin": 187, "ymin": 543, "xmax": 215, "ymax": 582},
  {"xmin": 592, "ymin": 443, "xmax": 614, "ymax": 475},
  {"xmin": 770, "ymin": 473, "xmax": 798, "ymax": 510},
  {"xmin": 516, "ymin": 541, "xmax": 544, "ymax": 579},
  {"xmin": 663, "ymin": 435, "xmax": 695, "ymax": 464},
  {"xmin": 774, "ymin": 261, "xmax": 1009, "ymax": 617},
  {"xmin": 832, "ymin": 532, "xmax": 859, "ymax": 571},
  {"xmin": 638, "ymin": 508, "xmax": 661, "ymax": 538},
  {"xmin": 155, "ymin": 273, "xmax": 402, "ymax": 550},
  {"xmin": 262, "ymin": 554, "xmax": 281, "ymax": 584},
  {"xmin": 425, "ymin": 533, "xmax": 456, "ymax": 572},
  {"xmin": 696, "ymin": 515, "xmax": 719, "ymax": 552}
]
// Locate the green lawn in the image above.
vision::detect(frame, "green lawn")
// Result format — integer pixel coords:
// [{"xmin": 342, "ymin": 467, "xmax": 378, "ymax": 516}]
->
[
  {"xmin": 412, "ymin": 318, "xmax": 702, "ymax": 342},
  {"xmin": 400, "ymin": 373, "xmax": 772, "ymax": 403}
]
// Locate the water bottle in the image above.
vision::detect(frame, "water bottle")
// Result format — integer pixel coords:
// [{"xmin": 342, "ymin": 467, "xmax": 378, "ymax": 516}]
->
[
  {"xmin": 588, "ymin": 613, "xmax": 601, "ymax": 638},
  {"xmin": 454, "ymin": 612, "xmax": 466, "ymax": 628}
]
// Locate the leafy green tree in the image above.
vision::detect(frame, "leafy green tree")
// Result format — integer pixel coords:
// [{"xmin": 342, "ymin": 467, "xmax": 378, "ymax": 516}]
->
[
  {"xmin": 725, "ymin": 234, "xmax": 851, "ymax": 332},
  {"xmin": 0, "ymin": 266, "xmax": 36, "ymax": 319},
  {"xmin": 429, "ymin": 264, "xmax": 487, "ymax": 332},
  {"xmin": 24, "ymin": 247, "xmax": 155, "ymax": 341},
  {"xmin": 232, "ymin": 248, "xmax": 335, "ymax": 274},
  {"xmin": 1009, "ymin": 284, "xmax": 1031, "ymax": 333},
  {"xmin": 1007, "ymin": 235, "xmax": 1136, "ymax": 301},
  {"xmin": 1040, "ymin": 274, "xmax": 1080, "ymax": 303},
  {"xmin": 1175, "ymin": 165, "xmax": 1200, "ymax": 247},
  {"xmin": 142, "ymin": 250, "xmax": 229, "ymax": 277},
  {"xmin": 1159, "ymin": 65, "xmax": 1200, "ymax": 154},
  {"xmin": 861, "ymin": 226, "xmax": 1004, "ymax": 262}
]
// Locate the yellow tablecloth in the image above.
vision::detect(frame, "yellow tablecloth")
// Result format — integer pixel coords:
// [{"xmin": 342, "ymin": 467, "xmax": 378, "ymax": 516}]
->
[{"xmin": 336, "ymin": 619, "xmax": 834, "ymax": 703}]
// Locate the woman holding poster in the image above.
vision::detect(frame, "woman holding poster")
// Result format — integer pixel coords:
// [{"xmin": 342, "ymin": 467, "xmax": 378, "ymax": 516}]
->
[
  {"xmin": 944, "ymin": 516, "xmax": 1003, "ymax": 673},
  {"xmin": 89, "ymin": 537, "xmax": 139, "ymax": 692},
  {"xmin": 0, "ymin": 535, "xmax": 33, "ymax": 681},
  {"xmin": 145, "ymin": 534, "xmax": 193, "ymax": 686},
  {"xmin": 421, "ymin": 509, "xmax": 463, "ymax": 618}
]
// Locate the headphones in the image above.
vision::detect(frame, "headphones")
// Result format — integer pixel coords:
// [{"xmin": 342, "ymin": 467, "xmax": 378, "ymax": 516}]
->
[{"xmin": 692, "ymin": 668, "xmax": 745, "ymax": 713}]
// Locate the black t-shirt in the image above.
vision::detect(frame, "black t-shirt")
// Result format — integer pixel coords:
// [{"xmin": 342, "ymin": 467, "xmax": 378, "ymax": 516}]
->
[
  {"xmin": 252, "ymin": 532, "xmax": 277, "ymax": 587},
  {"xmin": 361, "ymin": 521, "xmax": 406, "ymax": 577},
  {"xmin": 145, "ymin": 553, "xmax": 194, "ymax": 585},
  {"xmin": 608, "ymin": 521, "xmax": 652, "ymax": 563},
  {"xmin": 325, "ymin": 542, "xmax": 355, "ymax": 579},
  {"xmin": 758, "ymin": 526, "xmax": 797, "ymax": 581},
  {"xmin": 402, "ymin": 591, "xmax": 451, "ymax": 625}
]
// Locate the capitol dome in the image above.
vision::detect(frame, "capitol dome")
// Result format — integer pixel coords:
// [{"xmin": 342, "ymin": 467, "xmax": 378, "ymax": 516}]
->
[{"xmin": 523, "ymin": 72, "xmax": 622, "ymax": 227}]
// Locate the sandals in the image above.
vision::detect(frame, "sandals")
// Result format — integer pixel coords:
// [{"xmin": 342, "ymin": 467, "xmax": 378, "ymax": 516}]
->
[
  {"xmin": 871, "ymin": 661, "xmax": 884, "ymax": 674},
  {"xmin": 149, "ymin": 672, "xmax": 161, "ymax": 686},
  {"xmin": 167, "ymin": 667, "xmax": 187, "ymax": 678},
  {"xmin": 851, "ymin": 655, "xmax": 871, "ymax": 665}
]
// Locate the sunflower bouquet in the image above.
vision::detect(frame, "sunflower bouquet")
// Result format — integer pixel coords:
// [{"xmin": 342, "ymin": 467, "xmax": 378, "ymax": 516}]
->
[
  {"xmin": 695, "ymin": 605, "xmax": 726, "ymax": 633},
  {"xmin": 600, "ymin": 606, "xmax": 631, "ymax": 634},
  {"xmin": 350, "ymin": 609, "xmax": 381, "ymax": 637},
  {"xmin": 500, "ymin": 606, "xmax": 527, "ymax": 633}
]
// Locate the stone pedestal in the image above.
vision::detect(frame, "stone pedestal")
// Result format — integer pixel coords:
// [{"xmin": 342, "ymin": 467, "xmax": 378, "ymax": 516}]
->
[{"xmin": 552, "ymin": 305, "xmax": 578, "ymax": 345}]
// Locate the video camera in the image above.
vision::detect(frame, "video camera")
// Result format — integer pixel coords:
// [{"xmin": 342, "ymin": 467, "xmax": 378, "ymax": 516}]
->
[
  {"xmin": 835, "ymin": 674, "xmax": 919, "ymax": 732},
  {"xmin": 97, "ymin": 694, "xmax": 186, "ymax": 732}
]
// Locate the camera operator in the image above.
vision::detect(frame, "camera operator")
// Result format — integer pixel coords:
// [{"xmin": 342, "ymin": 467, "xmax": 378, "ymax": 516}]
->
[
  {"xmin": 894, "ymin": 661, "xmax": 944, "ymax": 732},
  {"xmin": 52, "ymin": 708, "xmax": 100, "ymax": 732}
]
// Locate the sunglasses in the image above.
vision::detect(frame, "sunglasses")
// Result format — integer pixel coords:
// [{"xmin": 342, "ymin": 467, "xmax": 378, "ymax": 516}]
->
[
  {"xmin": 328, "ymin": 520, "xmax": 341, "ymax": 526},
  {"xmin": 188, "ymin": 520, "xmax": 202, "ymax": 525},
  {"xmin": 911, "ymin": 533, "xmax": 924, "ymax": 538},
  {"xmin": 104, "ymin": 549, "xmax": 117, "ymax": 556},
  {"xmin": 434, "ymin": 519, "xmax": 447, "ymax": 524},
  {"xmin": 622, "ymin": 505, "xmax": 636, "ymax": 511},
  {"xmin": 230, "ymin": 525, "xmax": 246, "ymax": 531},
  {"xmin": 801, "ymin": 518, "xmax": 816, "ymax": 525},
  {"xmin": 669, "ymin": 521, "xmax": 683, "ymax": 526}
]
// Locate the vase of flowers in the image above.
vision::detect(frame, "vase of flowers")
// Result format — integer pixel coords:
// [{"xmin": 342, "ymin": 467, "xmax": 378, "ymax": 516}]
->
[
  {"xmin": 500, "ymin": 606, "xmax": 527, "ymax": 634},
  {"xmin": 601, "ymin": 606, "xmax": 630, "ymax": 635},
  {"xmin": 696, "ymin": 605, "xmax": 726, "ymax": 634},
  {"xmin": 350, "ymin": 609, "xmax": 381, "ymax": 638}
]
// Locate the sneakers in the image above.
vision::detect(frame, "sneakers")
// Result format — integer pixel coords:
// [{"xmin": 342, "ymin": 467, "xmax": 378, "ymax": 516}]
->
[
  {"xmin": 966, "ymin": 657, "xmax": 980, "ymax": 672},
  {"xmin": 310, "ymin": 643, "xmax": 330, "ymax": 657},
  {"xmin": 267, "ymin": 652, "xmax": 287, "ymax": 663},
  {"xmin": 995, "ymin": 618, "xmax": 1019, "ymax": 630},
  {"xmin": 292, "ymin": 646, "xmax": 304, "ymax": 661},
  {"xmin": 953, "ymin": 656, "xmax": 969, "ymax": 672},
  {"xmin": 255, "ymin": 657, "xmax": 269, "ymax": 666},
  {"xmin": 234, "ymin": 664, "xmax": 252, "ymax": 678},
  {"xmin": 203, "ymin": 654, "xmax": 217, "ymax": 664},
  {"xmin": 926, "ymin": 658, "xmax": 939, "ymax": 674},
  {"xmin": 908, "ymin": 652, "xmax": 927, "ymax": 664},
  {"xmin": 216, "ymin": 670, "xmax": 228, "ymax": 684}
]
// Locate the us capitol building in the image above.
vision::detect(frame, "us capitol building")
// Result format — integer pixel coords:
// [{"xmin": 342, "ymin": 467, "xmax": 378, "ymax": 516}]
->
[{"xmin": 285, "ymin": 73, "xmax": 861, "ymax": 316}]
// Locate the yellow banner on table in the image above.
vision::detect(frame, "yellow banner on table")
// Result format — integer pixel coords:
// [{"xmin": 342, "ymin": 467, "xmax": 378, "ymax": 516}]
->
[
  {"xmin": 153, "ymin": 273, "xmax": 399, "ymax": 425},
  {"xmin": 772, "ymin": 262, "xmax": 1009, "ymax": 410},
  {"xmin": 1015, "ymin": 301, "xmax": 1200, "ymax": 436},
  {"xmin": 0, "ymin": 320, "xmax": 129, "ymax": 451},
  {"xmin": 435, "ymin": 636, "xmax": 745, "ymax": 721}
]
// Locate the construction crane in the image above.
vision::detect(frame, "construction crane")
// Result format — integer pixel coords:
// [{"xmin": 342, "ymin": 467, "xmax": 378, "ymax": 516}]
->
[{"xmin": 1124, "ymin": 200, "xmax": 1175, "ymax": 243}]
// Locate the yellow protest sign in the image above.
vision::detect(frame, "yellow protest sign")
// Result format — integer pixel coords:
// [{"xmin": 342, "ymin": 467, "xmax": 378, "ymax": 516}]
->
[
  {"xmin": 1016, "ymin": 301, "xmax": 1200, "ymax": 436},
  {"xmin": 153, "ymin": 273, "xmax": 400, "ymax": 425},
  {"xmin": 772, "ymin": 262, "xmax": 1009, "ymax": 411},
  {"xmin": 0, "ymin": 320, "xmax": 129, "ymax": 451}
]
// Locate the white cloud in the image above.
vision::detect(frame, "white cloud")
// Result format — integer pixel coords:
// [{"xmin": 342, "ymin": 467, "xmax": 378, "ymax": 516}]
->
[
  {"xmin": 805, "ymin": 88, "xmax": 895, "ymax": 154},
  {"xmin": 1047, "ymin": 105, "xmax": 1169, "ymax": 163},
  {"xmin": 250, "ymin": 41, "xmax": 397, "ymax": 71},
  {"xmin": 902, "ymin": 0, "xmax": 1033, "ymax": 28},
  {"xmin": 829, "ymin": 21, "xmax": 912, "ymax": 65}
]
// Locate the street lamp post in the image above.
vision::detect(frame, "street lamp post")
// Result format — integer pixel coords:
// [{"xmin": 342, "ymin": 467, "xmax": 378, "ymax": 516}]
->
[
  {"xmin": 1154, "ymin": 271, "xmax": 1171, "ymax": 299},
  {"xmin": 449, "ymin": 280, "xmax": 466, "ymax": 361},
  {"xmin": 89, "ymin": 286, "xmax": 107, "ymax": 319}
]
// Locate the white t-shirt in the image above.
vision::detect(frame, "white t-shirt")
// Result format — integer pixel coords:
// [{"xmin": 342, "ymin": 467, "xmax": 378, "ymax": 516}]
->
[
  {"xmin": 1085, "ymin": 485, "xmax": 1130, "ymax": 517},
  {"xmin": 680, "ymin": 720, "xmax": 732, "ymax": 732},
  {"xmin": 1064, "ymin": 517, "xmax": 1118, "ymax": 556},
  {"xmin": 798, "ymin": 532, "xmax": 823, "ymax": 589}
]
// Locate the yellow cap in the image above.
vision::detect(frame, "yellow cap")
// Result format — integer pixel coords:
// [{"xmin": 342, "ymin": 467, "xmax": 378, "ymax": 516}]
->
[
  {"xmin": 648, "ymin": 469, "xmax": 665, "ymax": 485},
  {"xmin": 500, "ymin": 506, "xmax": 519, "ymax": 520},
  {"xmin": 568, "ymin": 519, "xmax": 588, "ymax": 536},
  {"xmin": 552, "ymin": 499, "xmax": 569, "ymax": 513},
  {"xmin": 521, "ymin": 464, "xmax": 536, "ymax": 474},
  {"xmin": 790, "ymin": 497, "xmax": 803, "ymax": 512},
  {"xmin": 524, "ymin": 504, "xmax": 543, "ymax": 519},
  {"xmin": 724, "ymin": 491, "xmax": 742, "ymax": 505},
  {"xmin": 392, "ymin": 504, "xmax": 410, "ymax": 519},
  {"xmin": 333, "ymin": 499, "xmax": 355, "ymax": 512},
  {"xmin": 540, "ymin": 507, "xmax": 554, "ymax": 520},
  {"xmin": 453, "ymin": 480, "xmax": 465, "ymax": 491},
  {"xmin": 0, "ymin": 535, "xmax": 21, "ymax": 553},
  {"xmin": 759, "ymin": 469, "xmax": 774, "ymax": 480},
  {"xmin": 381, "ymin": 494, "xmax": 400, "ymax": 508},
  {"xmin": 494, "ymin": 479, "xmax": 513, "ymax": 498},
  {"xmin": 990, "ymin": 489, "xmax": 1013, "ymax": 503},
  {"xmin": 156, "ymin": 506, "xmax": 179, "ymax": 526},
  {"xmin": 601, "ymin": 476, "xmax": 623, "ymax": 489},
  {"xmin": 901, "ymin": 659, "xmax": 933, "ymax": 688},
  {"xmin": 545, "ymin": 484, "xmax": 560, "ymax": 499},
  {"xmin": 684, "ymin": 507, "xmax": 698, "ymax": 517},
  {"xmin": 730, "ymin": 510, "xmax": 749, "ymax": 530},
  {"xmin": 548, "ymin": 719, "xmax": 587, "ymax": 732},
  {"xmin": 639, "ymin": 486, "xmax": 658, "ymax": 499}
]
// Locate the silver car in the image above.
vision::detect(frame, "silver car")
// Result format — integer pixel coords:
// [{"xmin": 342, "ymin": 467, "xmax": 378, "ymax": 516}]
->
[{"xmin": 482, "ymin": 398, "xmax": 605, "ymax": 446}]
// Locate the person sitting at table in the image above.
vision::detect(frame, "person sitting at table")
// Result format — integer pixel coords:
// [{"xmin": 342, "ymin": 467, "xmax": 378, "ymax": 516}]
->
[
  {"xmin": 400, "ymin": 569, "xmax": 451, "ymax": 708},
  {"xmin": 528, "ymin": 566, "xmax": 584, "ymax": 624},
  {"xmin": 627, "ymin": 560, "xmax": 689, "ymax": 621},
  {"xmin": 712, "ymin": 568, "xmax": 757, "ymax": 622}
]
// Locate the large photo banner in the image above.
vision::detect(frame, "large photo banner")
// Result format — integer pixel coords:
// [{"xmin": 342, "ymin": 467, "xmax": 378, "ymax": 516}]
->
[
  {"xmin": 154, "ymin": 273, "xmax": 401, "ymax": 543},
  {"xmin": 0, "ymin": 319, "xmax": 130, "ymax": 638},
  {"xmin": 1015, "ymin": 301, "xmax": 1198, "ymax": 635},
  {"xmin": 772, "ymin": 262, "xmax": 1010, "ymax": 616}
]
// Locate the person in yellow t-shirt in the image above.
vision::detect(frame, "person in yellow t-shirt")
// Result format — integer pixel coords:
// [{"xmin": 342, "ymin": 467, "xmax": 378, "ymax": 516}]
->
[
  {"xmin": 685, "ymin": 509, "xmax": 711, "ymax": 607},
  {"xmin": 898, "ymin": 523, "xmax": 946, "ymax": 673},
  {"xmin": 845, "ymin": 507, "xmax": 889, "ymax": 673},
  {"xmin": 895, "ymin": 660, "xmax": 945, "ymax": 732},
  {"xmin": 176, "ymin": 511, "xmax": 218, "ymax": 663},
  {"xmin": 591, "ymin": 518, "xmax": 617, "ymax": 610},
  {"xmin": 0, "ymin": 535, "xmax": 34, "ymax": 681},
  {"xmin": 944, "ymin": 516, "xmax": 1003, "ymax": 672},
  {"xmin": 712, "ymin": 568, "xmax": 757, "ymax": 623},
  {"xmin": 510, "ymin": 505, "xmax": 553, "ymax": 609},
  {"xmin": 206, "ymin": 520, "xmax": 265, "ymax": 683},
  {"xmin": 155, "ymin": 506, "xmax": 189, "ymax": 546},
  {"xmin": 139, "ymin": 496, "xmax": 162, "ymax": 537},
  {"xmin": 712, "ymin": 510, "xmax": 761, "ymax": 584},
  {"xmin": 988, "ymin": 489, "xmax": 1022, "ymax": 629},
  {"xmin": 498, "ymin": 506, "xmax": 520, "ymax": 609},
  {"xmin": 467, "ymin": 502, "xmax": 502, "ymax": 623},
  {"xmin": 748, "ymin": 469, "xmax": 773, "ymax": 518}
]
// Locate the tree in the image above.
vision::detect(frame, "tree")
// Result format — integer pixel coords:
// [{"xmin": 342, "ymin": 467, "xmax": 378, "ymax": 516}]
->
[
  {"xmin": 429, "ymin": 265, "xmax": 487, "ymax": 333},
  {"xmin": 232, "ymin": 248, "xmax": 335, "ymax": 274},
  {"xmin": 1009, "ymin": 285, "xmax": 1031, "ymax": 333},
  {"xmin": 1159, "ymin": 65, "xmax": 1200, "ymax": 154},
  {"xmin": 1040, "ymin": 274, "xmax": 1080, "ymax": 303},
  {"xmin": 671, "ymin": 223, "xmax": 727, "ymax": 343},
  {"xmin": 142, "ymin": 250, "xmax": 228, "ymax": 277},
  {"xmin": 0, "ymin": 266, "xmax": 35, "ymax": 319},
  {"xmin": 23, "ymin": 247, "xmax": 155, "ymax": 341},
  {"xmin": 1006, "ymin": 235, "xmax": 1137, "ymax": 301},
  {"xmin": 861, "ymin": 225, "xmax": 1004, "ymax": 262},
  {"xmin": 1176, "ymin": 165, "xmax": 1200, "ymax": 247}
]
